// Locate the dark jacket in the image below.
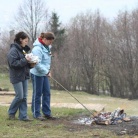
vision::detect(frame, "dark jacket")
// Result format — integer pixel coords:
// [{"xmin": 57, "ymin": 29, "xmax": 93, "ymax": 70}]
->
[{"xmin": 7, "ymin": 43, "xmax": 31, "ymax": 84}]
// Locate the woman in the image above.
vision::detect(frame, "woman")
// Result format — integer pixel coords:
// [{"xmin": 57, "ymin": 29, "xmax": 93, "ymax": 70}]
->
[
  {"xmin": 7, "ymin": 31, "xmax": 33, "ymax": 121},
  {"xmin": 30, "ymin": 32, "xmax": 56, "ymax": 120}
]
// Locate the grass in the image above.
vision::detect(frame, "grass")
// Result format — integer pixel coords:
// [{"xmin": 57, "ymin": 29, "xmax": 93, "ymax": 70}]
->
[
  {"xmin": 0, "ymin": 106, "xmax": 129, "ymax": 138},
  {"xmin": 50, "ymin": 90, "xmax": 138, "ymax": 116},
  {"xmin": 0, "ymin": 73, "xmax": 138, "ymax": 137},
  {"xmin": 0, "ymin": 106, "xmax": 137, "ymax": 138},
  {"xmin": 0, "ymin": 106, "xmax": 84, "ymax": 138},
  {"xmin": 0, "ymin": 73, "xmax": 32, "ymax": 91},
  {"xmin": 0, "ymin": 73, "xmax": 12, "ymax": 90}
]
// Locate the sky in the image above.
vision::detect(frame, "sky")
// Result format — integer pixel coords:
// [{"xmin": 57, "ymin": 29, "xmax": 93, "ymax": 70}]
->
[{"xmin": 0, "ymin": 0, "xmax": 138, "ymax": 31}]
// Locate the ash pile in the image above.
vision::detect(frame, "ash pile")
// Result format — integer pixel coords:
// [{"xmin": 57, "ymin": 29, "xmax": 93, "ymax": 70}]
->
[{"xmin": 76, "ymin": 108, "xmax": 131, "ymax": 125}]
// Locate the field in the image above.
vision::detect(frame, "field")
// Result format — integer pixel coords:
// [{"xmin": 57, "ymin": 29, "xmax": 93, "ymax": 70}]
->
[{"xmin": 0, "ymin": 73, "xmax": 138, "ymax": 138}]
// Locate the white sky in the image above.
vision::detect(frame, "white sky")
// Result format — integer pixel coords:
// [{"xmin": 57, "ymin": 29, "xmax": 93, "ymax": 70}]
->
[{"xmin": 0, "ymin": 0, "xmax": 138, "ymax": 31}]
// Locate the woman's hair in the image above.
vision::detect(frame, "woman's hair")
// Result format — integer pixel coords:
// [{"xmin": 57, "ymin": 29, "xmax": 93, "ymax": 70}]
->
[
  {"xmin": 14, "ymin": 31, "xmax": 29, "ymax": 44},
  {"xmin": 40, "ymin": 32, "xmax": 55, "ymax": 40}
]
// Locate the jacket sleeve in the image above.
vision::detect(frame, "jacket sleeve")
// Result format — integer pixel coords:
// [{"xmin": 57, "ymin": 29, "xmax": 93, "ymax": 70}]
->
[
  {"xmin": 7, "ymin": 48, "xmax": 28, "ymax": 69},
  {"xmin": 32, "ymin": 47, "xmax": 49, "ymax": 74}
]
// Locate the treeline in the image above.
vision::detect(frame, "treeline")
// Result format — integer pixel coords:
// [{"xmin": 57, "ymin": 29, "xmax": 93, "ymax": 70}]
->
[
  {"xmin": 0, "ymin": 0, "xmax": 138, "ymax": 99},
  {"xmin": 51, "ymin": 10, "xmax": 138, "ymax": 99}
]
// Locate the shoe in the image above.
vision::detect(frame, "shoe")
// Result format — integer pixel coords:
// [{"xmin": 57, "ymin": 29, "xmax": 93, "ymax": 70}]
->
[
  {"xmin": 9, "ymin": 115, "xmax": 15, "ymax": 120},
  {"xmin": 21, "ymin": 118, "xmax": 33, "ymax": 121},
  {"xmin": 44, "ymin": 115, "xmax": 57, "ymax": 120},
  {"xmin": 36, "ymin": 116, "xmax": 45, "ymax": 121}
]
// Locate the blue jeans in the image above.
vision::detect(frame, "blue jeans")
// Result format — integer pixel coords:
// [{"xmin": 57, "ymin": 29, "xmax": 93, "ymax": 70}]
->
[
  {"xmin": 31, "ymin": 74, "xmax": 51, "ymax": 118},
  {"xmin": 8, "ymin": 80, "xmax": 28, "ymax": 120}
]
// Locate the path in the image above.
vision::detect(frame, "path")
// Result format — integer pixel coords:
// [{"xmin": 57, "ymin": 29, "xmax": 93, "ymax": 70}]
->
[{"xmin": 0, "ymin": 91, "xmax": 105, "ymax": 111}]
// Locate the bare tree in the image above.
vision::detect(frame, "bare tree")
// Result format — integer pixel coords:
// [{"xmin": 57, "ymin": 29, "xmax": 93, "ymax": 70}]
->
[
  {"xmin": 103, "ymin": 10, "xmax": 138, "ymax": 99},
  {"xmin": 54, "ymin": 11, "xmax": 108, "ymax": 94},
  {"xmin": 0, "ymin": 32, "xmax": 12, "ymax": 72},
  {"xmin": 14, "ymin": 0, "xmax": 48, "ymax": 43}
]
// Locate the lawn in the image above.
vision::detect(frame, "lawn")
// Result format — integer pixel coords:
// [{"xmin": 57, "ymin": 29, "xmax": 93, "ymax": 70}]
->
[
  {"xmin": 1, "ymin": 105, "xmax": 135, "ymax": 138},
  {"xmin": 0, "ymin": 73, "xmax": 138, "ymax": 138}
]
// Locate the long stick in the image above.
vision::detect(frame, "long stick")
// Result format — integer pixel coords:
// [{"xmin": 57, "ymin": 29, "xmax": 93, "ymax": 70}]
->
[{"xmin": 50, "ymin": 76, "xmax": 93, "ymax": 115}]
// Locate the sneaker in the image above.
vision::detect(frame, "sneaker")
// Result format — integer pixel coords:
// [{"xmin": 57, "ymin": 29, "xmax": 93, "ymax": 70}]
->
[
  {"xmin": 36, "ymin": 116, "xmax": 45, "ymax": 121},
  {"xmin": 21, "ymin": 118, "xmax": 33, "ymax": 121},
  {"xmin": 44, "ymin": 115, "xmax": 57, "ymax": 120},
  {"xmin": 9, "ymin": 115, "xmax": 15, "ymax": 120}
]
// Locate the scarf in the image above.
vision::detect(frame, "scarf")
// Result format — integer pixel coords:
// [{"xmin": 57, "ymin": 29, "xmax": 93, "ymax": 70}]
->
[{"xmin": 38, "ymin": 38, "xmax": 51, "ymax": 55}]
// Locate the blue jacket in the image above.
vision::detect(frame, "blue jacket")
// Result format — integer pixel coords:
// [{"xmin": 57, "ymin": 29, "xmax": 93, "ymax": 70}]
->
[{"xmin": 30, "ymin": 38, "xmax": 52, "ymax": 76}]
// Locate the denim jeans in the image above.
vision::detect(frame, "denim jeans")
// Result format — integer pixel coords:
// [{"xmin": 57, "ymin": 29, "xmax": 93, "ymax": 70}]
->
[
  {"xmin": 8, "ymin": 80, "xmax": 28, "ymax": 120},
  {"xmin": 31, "ymin": 74, "xmax": 51, "ymax": 118}
]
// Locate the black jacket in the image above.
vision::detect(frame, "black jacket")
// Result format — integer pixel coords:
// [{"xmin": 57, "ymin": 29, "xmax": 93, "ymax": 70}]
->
[{"xmin": 7, "ymin": 43, "xmax": 31, "ymax": 84}]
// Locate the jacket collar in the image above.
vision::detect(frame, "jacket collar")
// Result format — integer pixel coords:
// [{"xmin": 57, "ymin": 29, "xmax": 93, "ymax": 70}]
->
[{"xmin": 11, "ymin": 43, "xmax": 30, "ymax": 53}]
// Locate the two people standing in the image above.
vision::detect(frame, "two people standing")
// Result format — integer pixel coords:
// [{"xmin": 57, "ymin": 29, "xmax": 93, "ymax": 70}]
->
[{"xmin": 7, "ymin": 31, "xmax": 56, "ymax": 121}]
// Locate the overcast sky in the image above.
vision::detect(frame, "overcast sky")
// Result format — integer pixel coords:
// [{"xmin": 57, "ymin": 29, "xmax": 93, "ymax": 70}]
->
[{"xmin": 0, "ymin": 0, "xmax": 138, "ymax": 31}]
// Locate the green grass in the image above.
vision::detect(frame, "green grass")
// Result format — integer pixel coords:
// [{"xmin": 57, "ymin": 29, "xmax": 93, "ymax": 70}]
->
[
  {"xmin": 0, "ymin": 106, "xmax": 82, "ymax": 138},
  {"xmin": 0, "ymin": 73, "xmax": 33, "ymax": 91},
  {"xmin": 0, "ymin": 73, "xmax": 12, "ymax": 90},
  {"xmin": 50, "ymin": 90, "xmax": 138, "ymax": 116},
  {"xmin": 0, "ymin": 73, "xmax": 138, "ymax": 137},
  {"xmin": 0, "ymin": 106, "xmax": 128, "ymax": 138}
]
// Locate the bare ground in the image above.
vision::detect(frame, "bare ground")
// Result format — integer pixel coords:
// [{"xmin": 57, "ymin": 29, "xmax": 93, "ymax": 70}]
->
[
  {"xmin": 46, "ymin": 115, "xmax": 138, "ymax": 137},
  {"xmin": 71, "ymin": 115, "xmax": 138, "ymax": 136}
]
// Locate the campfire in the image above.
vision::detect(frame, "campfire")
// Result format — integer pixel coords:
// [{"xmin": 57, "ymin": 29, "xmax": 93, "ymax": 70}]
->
[{"xmin": 74, "ymin": 107, "xmax": 131, "ymax": 126}]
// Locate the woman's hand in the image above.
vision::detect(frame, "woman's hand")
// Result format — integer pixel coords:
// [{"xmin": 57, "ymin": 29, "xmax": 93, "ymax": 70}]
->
[
  {"xmin": 25, "ymin": 54, "xmax": 33, "ymax": 61},
  {"xmin": 29, "ymin": 63, "xmax": 36, "ymax": 68},
  {"xmin": 47, "ymin": 72, "xmax": 51, "ymax": 77}
]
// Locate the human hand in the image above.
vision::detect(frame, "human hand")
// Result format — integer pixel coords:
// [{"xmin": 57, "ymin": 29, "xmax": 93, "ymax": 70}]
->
[
  {"xmin": 25, "ymin": 53, "xmax": 33, "ymax": 61},
  {"xmin": 25, "ymin": 53, "xmax": 40, "ymax": 63},
  {"xmin": 47, "ymin": 72, "xmax": 51, "ymax": 77},
  {"xmin": 29, "ymin": 63, "xmax": 36, "ymax": 68}
]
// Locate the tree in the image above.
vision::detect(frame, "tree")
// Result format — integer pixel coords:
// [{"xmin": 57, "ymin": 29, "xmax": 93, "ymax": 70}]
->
[
  {"xmin": 14, "ymin": 0, "xmax": 48, "ymax": 43},
  {"xmin": 48, "ymin": 12, "xmax": 66, "ymax": 89},
  {"xmin": 0, "ymin": 31, "xmax": 13, "ymax": 73},
  {"xmin": 49, "ymin": 12, "xmax": 65, "ymax": 53}
]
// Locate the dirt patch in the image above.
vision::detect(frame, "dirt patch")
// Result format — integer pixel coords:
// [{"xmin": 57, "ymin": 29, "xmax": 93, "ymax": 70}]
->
[
  {"xmin": 74, "ymin": 115, "xmax": 138, "ymax": 135},
  {"xmin": 47, "ymin": 115, "xmax": 138, "ymax": 136}
]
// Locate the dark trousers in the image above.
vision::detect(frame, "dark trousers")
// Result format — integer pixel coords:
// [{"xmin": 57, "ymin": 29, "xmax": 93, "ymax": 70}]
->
[{"xmin": 31, "ymin": 74, "xmax": 51, "ymax": 118}]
